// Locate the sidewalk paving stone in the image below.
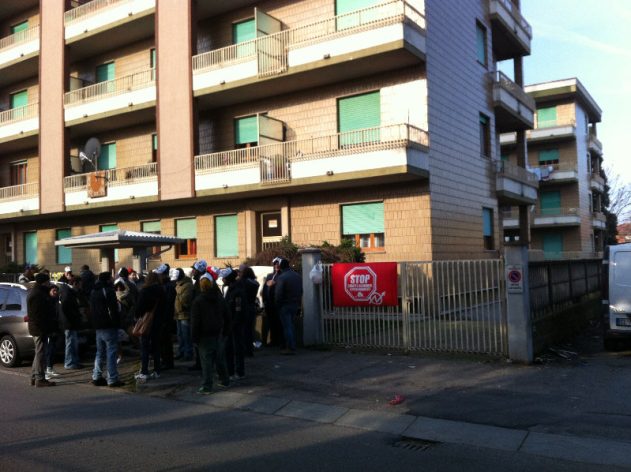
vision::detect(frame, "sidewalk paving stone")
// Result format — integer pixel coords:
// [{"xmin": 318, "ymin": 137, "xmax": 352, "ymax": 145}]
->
[
  {"xmin": 335, "ymin": 409, "xmax": 416, "ymax": 435},
  {"xmin": 235, "ymin": 394, "xmax": 291, "ymax": 415},
  {"xmin": 276, "ymin": 400, "xmax": 349, "ymax": 424}
]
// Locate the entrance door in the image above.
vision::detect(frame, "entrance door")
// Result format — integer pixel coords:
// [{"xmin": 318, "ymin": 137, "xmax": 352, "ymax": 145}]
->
[{"xmin": 259, "ymin": 211, "xmax": 282, "ymax": 251}]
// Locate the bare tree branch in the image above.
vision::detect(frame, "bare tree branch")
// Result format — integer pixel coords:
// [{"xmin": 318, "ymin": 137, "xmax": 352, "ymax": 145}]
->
[{"xmin": 604, "ymin": 165, "xmax": 631, "ymax": 224}]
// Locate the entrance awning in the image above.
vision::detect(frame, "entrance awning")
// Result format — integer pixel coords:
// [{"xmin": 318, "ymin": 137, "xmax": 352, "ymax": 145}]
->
[{"xmin": 54, "ymin": 230, "xmax": 185, "ymax": 249}]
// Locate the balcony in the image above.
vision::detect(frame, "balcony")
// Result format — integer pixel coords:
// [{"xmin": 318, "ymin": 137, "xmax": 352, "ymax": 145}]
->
[
  {"xmin": 64, "ymin": 69, "xmax": 156, "ymax": 130},
  {"xmin": 65, "ymin": 0, "xmax": 155, "ymax": 60},
  {"xmin": 534, "ymin": 162, "xmax": 579, "ymax": 183},
  {"xmin": 494, "ymin": 160, "xmax": 538, "ymax": 205},
  {"xmin": 63, "ymin": 162, "xmax": 158, "ymax": 209},
  {"xmin": 590, "ymin": 173, "xmax": 605, "ymax": 193},
  {"xmin": 0, "ymin": 103, "xmax": 39, "ymax": 144},
  {"xmin": 592, "ymin": 211, "xmax": 606, "ymax": 230},
  {"xmin": 488, "ymin": 0, "xmax": 532, "ymax": 60},
  {"xmin": 490, "ymin": 71, "xmax": 535, "ymax": 132},
  {"xmin": 194, "ymin": 123, "xmax": 429, "ymax": 197},
  {"xmin": 503, "ymin": 207, "xmax": 581, "ymax": 228},
  {"xmin": 0, "ymin": 25, "xmax": 39, "ymax": 84},
  {"xmin": 500, "ymin": 120, "xmax": 577, "ymax": 145},
  {"xmin": 192, "ymin": 0, "xmax": 426, "ymax": 108},
  {"xmin": 588, "ymin": 132, "xmax": 603, "ymax": 155},
  {"xmin": 0, "ymin": 182, "xmax": 39, "ymax": 218},
  {"xmin": 529, "ymin": 249, "xmax": 603, "ymax": 262}
]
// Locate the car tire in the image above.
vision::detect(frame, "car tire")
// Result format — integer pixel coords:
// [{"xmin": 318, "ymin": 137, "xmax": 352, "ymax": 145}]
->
[
  {"xmin": 0, "ymin": 335, "xmax": 21, "ymax": 368},
  {"xmin": 603, "ymin": 338, "xmax": 618, "ymax": 351}
]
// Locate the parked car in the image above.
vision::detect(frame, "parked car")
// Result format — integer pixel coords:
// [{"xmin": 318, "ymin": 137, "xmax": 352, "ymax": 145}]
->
[
  {"xmin": 0, "ymin": 283, "xmax": 33, "ymax": 368},
  {"xmin": 603, "ymin": 244, "xmax": 631, "ymax": 350}
]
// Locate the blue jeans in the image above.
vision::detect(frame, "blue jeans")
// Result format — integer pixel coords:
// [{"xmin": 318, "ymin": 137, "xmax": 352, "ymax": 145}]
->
[
  {"xmin": 279, "ymin": 304, "xmax": 298, "ymax": 350},
  {"xmin": 93, "ymin": 329, "xmax": 119, "ymax": 384},
  {"xmin": 176, "ymin": 319, "xmax": 193, "ymax": 358},
  {"xmin": 64, "ymin": 330, "xmax": 80, "ymax": 368}
]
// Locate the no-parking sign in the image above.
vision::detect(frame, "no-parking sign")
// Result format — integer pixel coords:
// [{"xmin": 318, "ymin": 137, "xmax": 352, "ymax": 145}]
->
[{"xmin": 506, "ymin": 265, "xmax": 523, "ymax": 293}]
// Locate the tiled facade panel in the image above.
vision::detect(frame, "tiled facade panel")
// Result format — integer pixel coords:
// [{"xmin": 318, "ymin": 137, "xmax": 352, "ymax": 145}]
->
[
  {"xmin": 531, "ymin": 228, "xmax": 582, "ymax": 253},
  {"xmin": 0, "ymin": 149, "xmax": 38, "ymax": 186},
  {"xmin": 68, "ymin": 39, "xmax": 154, "ymax": 84},
  {"xmin": 198, "ymin": 66, "xmax": 426, "ymax": 154},
  {"xmin": 0, "ymin": 8, "xmax": 39, "ymax": 35},
  {"xmin": 0, "ymin": 77, "xmax": 39, "ymax": 109},
  {"xmin": 424, "ymin": 0, "xmax": 498, "ymax": 260},
  {"xmin": 526, "ymin": 141, "xmax": 578, "ymax": 169},
  {"xmin": 291, "ymin": 182, "xmax": 432, "ymax": 262}
]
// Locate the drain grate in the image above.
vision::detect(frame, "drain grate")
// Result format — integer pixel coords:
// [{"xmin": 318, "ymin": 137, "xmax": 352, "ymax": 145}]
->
[{"xmin": 391, "ymin": 437, "xmax": 439, "ymax": 452}]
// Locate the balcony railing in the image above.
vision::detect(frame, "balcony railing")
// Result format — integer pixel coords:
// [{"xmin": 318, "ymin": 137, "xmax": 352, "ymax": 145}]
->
[
  {"xmin": 490, "ymin": 70, "xmax": 535, "ymax": 110},
  {"xmin": 535, "ymin": 117, "xmax": 576, "ymax": 129},
  {"xmin": 64, "ymin": 0, "xmax": 128, "ymax": 24},
  {"xmin": 192, "ymin": 0, "xmax": 425, "ymax": 73},
  {"xmin": 0, "ymin": 25, "xmax": 40, "ymax": 52},
  {"xmin": 195, "ymin": 123, "xmax": 428, "ymax": 179},
  {"xmin": 64, "ymin": 69, "xmax": 155, "ymax": 105},
  {"xmin": 503, "ymin": 207, "xmax": 579, "ymax": 219},
  {"xmin": 64, "ymin": 162, "xmax": 157, "ymax": 190},
  {"xmin": 0, "ymin": 103, "xmax": 38, "ymax": 125},
  {"xmin": 534, "ymin": 162, "xmax": 577, "ymax": 173},
  {"xmin": 0, "ymin": 182, "xmax": 38, "ymax": 200},
  {"xmin": 495, "ymin": 159, "xmax": 538, "ymax": 185},
  {"xmin": 497, "ymin": 0, "xmax": 532, "ymax": 36}
]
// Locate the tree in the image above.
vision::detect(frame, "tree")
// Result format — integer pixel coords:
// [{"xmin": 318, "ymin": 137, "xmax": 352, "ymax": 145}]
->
[{"xmin": 604, "ymin": 166, "xmax": 631, "ymax": 225}]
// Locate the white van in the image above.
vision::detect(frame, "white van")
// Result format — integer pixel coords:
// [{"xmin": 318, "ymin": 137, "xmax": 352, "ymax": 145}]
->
[{"xmin": 603, "ymin": 244, "xmax": 631, "ymax": 349}]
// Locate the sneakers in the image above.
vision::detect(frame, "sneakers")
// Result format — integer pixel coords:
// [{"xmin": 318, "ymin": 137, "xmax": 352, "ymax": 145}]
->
[
  {"xmin": 149, "ymin": 371, "xmax": 160, "ymax": 380},
  {"xmin": 134, "ymin": 372, "xmax": 148, "ymax": 383},
  {"xmin": 64, "ymin": 364, "xmax": 84, "ymax": 370},
  {"xmin": 197, "ymin": 387, "xmax": 212, "ymax": 395},
  {"xmin": 92, "ymin": 377, "xmax": 107, "ymax": 387},
  {"xmin": 229, "ymin": 374, "xmax": 245, "ymax": 381},
  {"xmin": 108, "ymin": 380, "xmax": 125, "ymax": 388},
  {"xmin": 45, "ymin": 368, "xmax": 60, "ymax": 380}
]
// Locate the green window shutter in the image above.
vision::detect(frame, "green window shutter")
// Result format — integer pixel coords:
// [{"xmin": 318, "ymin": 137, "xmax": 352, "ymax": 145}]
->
[
  {"xmin": 101, "ymin": 224, "xmax": 119, "ymax": 261},
  {"xmin": 538, "ymin": 149, "xmax": 559, "ymax": 163},
  {"xmin": 233, "ymin": 19, "xmax": 256, "ymax": 44},
  {"xmin": 215, "ymin": 215, "xmax": 238, "ymax": 257},
  {"xmin": 11, "ymin": 20, "xmax": 29, "ymax": 34},
  {"xmin": 142, "ymin": 221, "xmax": 160, "ymax": 233},
  {"xmin": 150, "ymin": 48, "xmax": 156, "ymax": 68},
  {"xmin": 56, "ymin": 229, "xmax": 72, "ymax": 265},
  {"xmin": 24, "ymin": 232, "xmax": 37, "ymax": 265},
  {"xmin": 98, "ymin": 142, "xmax": 116, "ymax": 170},
  {"xmin": 543, "ymin": 232, "xmax": 563, "ymax": 257},
  {"xmin": 537, "ymin": 106, "xmax": 557, "ymax": 128},
  {"xmin": 176, "ymin": 218, "xmax": 197, "ymax": 239},
  {"xmin": 10, "ymin": 90, "xmax": 28, "ymax": 108},
  {"xmin": 342, "ymin": 202, "xmax": 384, "ymax": 235},
  {"xmin": 96, "ymin": 62, "xmax": 115, "ymax": 82},
  {"xmin": 338, "ymin": 91, "xmax": 381, "ymax": 145},
  {"xmin": 235, "ymin": 116, "xmax": 258, "ymax": 146},
  {"xmin": 335, "ymin": 0, "xmax": 381, "ymax": 29},
  {"xmin": 501, "ymin": 154, "xmax": 508, "ymax": 161},
  {"xmin": 476, "ymin": 23, "xmax": 487, "ymax": 65},
  {"xmin": 152, "ymin": 134, "xmax": 158, "ymax": 150},
  {"xmin": 482, "ymin": 208, "xmax": 493, "ymax": 237},
  {"xmin": 540, "ymin": 191, "xmax": 561, "ymax": 215}
]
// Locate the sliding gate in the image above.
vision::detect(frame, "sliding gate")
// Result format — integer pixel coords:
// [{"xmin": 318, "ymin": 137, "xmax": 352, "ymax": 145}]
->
[{"xmin": 321, "ymin": 260, "xmax": 508, "ymax": 356}]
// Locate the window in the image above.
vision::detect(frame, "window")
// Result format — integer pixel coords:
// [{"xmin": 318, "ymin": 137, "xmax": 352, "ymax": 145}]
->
[
  {"xmin": 482, "ymin": 208, "xmax": 494, "ymax": 250},
  {"xmin": 475, "ymin": 21, "xmax": 487, "ymax": 66},
  {"xmin": 335, "ymin": 0, "xmax": 381, "ymax": 29},
  {"xmin": 501, "ymin": 154, "xmax": 509, "ymax": 162},
  {"xmin": 150, "ymin": 48, "xmax": 156, "ymax": 80},
  {"xmin": 10, "ymin": 161, "xmax": 27, "ymax": 186},
  {"xmin": 100, "ymin": 224, "xmax": 119, "ymax": 262},
  {"xmin": 537, "ymin": 106, "xmax": 557, "ymax": 128},
  {"xmin": 233, "ymin": 18, "xmax": 255, "ymax": 57},
  {"xmin": 235, "ymin": 115, "xmax": 258, "ymax": 148},
  {"xmin": 11, "ymin": 20, "xmax": 29, "ymax": 35},
  {"xmin": 5, "ymin": 289, "xmax": 22, "ymax": 311},
  {"xmin": 586, "ymin": 153, "xmax": 592, "ymax": 174},
  {"xmin": 543, "ymin": 232, "xmax": 563, "ymax": 258},
  {"xmin": 10, "ymin": 90, "xmax": 28, "ymax": 109},
  {"xmin": 24, "ymin": 231, "xmax": 37, "ymax": 265},
  {"xmin": 176, "ymin": 218, "xmax": 197, "ymax": 259},
  {"xmin": 215, "ymin": 215, "xmax": 238, "ymax": 258},
  {"xmin": 56, "ymin": 229, "xmax": 72, "ymax": 265},
  {"xmin": 341, "ymin": 202, "xmax": 385, "ymax": 251},
  {"xmin": 540, "ymin": 191, "xmax": 561, "ymax": 215},
  {"xmin": 538, "ymin": 149, "xmax": 559, "ymax": 165},
  {"xmin": 479, "ymin": 113, "xmax": 490, "ymax": 157},
  {"xmin": 142, "ymin": 220, "xmax": 161, "ymax": 256},
  {"xmin": 588, "ymin": 193, "xmax": 593, "ymax": 213},
  {"xmin": 96, "ymin": 61, "xmax": 115, "ymax": 93},
  {"xmin": 151, "ymin": 133, "xmax": 158, "ymax": 162},
  {"xmin": 338, "ymin": 91, "xmax": 381, "ymax": 146},
  {"xmin": 98, "ymin": 142, "xmax": 116, "ymax": 170}
]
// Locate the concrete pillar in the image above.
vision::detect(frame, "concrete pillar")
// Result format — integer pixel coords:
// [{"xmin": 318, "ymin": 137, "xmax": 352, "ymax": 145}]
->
[
  {"xmin": 300, "ymin": 248, "xmax": 322, "ymax": 346},
  {"xmin": 505, "ymin": 245, "xmax": 533, "ymax": 363}
]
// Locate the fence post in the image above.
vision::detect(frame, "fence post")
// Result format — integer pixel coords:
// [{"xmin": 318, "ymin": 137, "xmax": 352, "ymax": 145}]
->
[
  {"xmin": 400, "ymin": 262, "xmax": 410, "ymax": 351},
  {"xmin": 300, "ymin": 248, "xmax": 323, "ymax": 346},
  {"xmin": 505, "ymin": 245, "xmax": 533, "ymax": 363}
]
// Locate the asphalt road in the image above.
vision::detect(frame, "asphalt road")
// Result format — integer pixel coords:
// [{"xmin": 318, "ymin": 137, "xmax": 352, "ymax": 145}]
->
[{"xmin": 0, "ymin": 370, "xmax": 626, "ymax": 472}]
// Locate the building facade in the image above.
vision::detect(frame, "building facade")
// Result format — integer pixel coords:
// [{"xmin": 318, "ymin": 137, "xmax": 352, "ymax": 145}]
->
[
  {"xmin": 0, "ymin": 0, "xmax": 534, "ymax": 272},
  {"xmin": 501, "ymin": 78, "xmax": 604, "ymax": 259}
]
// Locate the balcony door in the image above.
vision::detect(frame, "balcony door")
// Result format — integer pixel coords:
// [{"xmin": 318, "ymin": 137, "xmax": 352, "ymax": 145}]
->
[
  {"xmin": 337, "ymin": 91, "xmax": 381, "ymax": 147},
  {"xmin": 259, "ymin": 211, "xmax": 282, "ymax": 251}
]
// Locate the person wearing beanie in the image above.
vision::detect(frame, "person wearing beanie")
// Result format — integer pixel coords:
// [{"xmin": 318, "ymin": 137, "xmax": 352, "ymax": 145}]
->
[
  {"xmin": 174, "ymin": 268, "xmax": 194, "ymax": 361},
  {"xmin": 27, "ymin": 272, "xmax": 56, "ymax": 387},
  {"xmin": 275, "ymin": 259, "xmax": 303, "ymax": 354},
  {"xmin": 188, "ymin": 260, "xmax": 208, "ymax": 371}
]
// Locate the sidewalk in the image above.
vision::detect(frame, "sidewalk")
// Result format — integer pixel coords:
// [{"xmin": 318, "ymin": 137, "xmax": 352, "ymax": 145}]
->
[{"xmin": 135, "ymin": 345, "xmax": 631, "ymax": 467}]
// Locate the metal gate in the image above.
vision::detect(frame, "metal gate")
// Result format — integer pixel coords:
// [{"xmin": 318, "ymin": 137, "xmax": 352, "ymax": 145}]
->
[{"xmin": 321, "ymin": 260, "xmax": 508, "ymax": 356}]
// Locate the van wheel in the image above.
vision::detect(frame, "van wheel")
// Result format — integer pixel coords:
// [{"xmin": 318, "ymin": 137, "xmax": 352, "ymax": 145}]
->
[
  {"xmin": 0, "ymin": 335, "xmax": 20, "ymax": 368},
  {"xmin": 604, "ymin": 338, "xmax": 618, "ymax": 351}
]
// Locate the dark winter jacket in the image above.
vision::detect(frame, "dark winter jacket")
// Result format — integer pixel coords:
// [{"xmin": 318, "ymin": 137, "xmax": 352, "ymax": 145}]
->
[
  {"xmin": 58, "ymin": 283, "xmax": 83, "ymax": 331},
  {"xmin": 27, "ymin": 284, "xmax": 56, "ymax": 337},
  {"xmin": 262, "ymin": 271, "xmax": 278, "ymax": 311},
  {"xmin": 224, "ymin": 280, "xmax": 247, "ymax": 325},
  {"xmin": 89, "ymin": 281, "xmax": 121, "ymax": 330},
  {"xmin": 275, "ymin": 269, "xmax": 303, "ymax": 308},
  {"xmin": 80, "ymin": 269, "xmax": 96, "ymax": 297},
  {"xmin": 191, "ymin": 289, "xmax": 230, "ymax": 343},
  {"xmin": 135, "ymin": 283, "xmax": 165, "ymax": 334}
]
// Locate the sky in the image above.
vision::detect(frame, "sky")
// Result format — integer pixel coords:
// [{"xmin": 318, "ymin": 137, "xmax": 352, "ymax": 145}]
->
[{"xmin": 500, "ymin": 0, "xmax": 631, "ymax": 184}]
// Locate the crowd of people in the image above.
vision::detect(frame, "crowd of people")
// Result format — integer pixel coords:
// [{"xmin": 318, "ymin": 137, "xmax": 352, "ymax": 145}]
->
[{"xmin": 23, "ymin": 257, "xmax": 303, "ymax": 394}]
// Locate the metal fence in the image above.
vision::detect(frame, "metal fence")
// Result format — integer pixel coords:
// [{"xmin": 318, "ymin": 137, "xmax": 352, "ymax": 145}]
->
[
  {"xmin": 529, "ymin": 259, "xmax": 602, "ymax": 320},
  {"xmin": 321, "ymin": 260, "xmax": 507, "ymax": 356}
]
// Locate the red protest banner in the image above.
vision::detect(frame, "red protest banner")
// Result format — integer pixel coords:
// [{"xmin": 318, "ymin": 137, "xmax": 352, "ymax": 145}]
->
[{"xmin": 332, "ymin": 262, "xmax": 398, "ymax": 307}]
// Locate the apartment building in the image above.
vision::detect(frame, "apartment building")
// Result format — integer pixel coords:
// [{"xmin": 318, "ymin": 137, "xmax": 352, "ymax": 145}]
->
[
  {"xmin": 0, "ymin": 0, "xmax": 535, "ymax": 272},
  {"xmin": 501, "ymin": 78, "xmax": 604, "ymax": 259}
]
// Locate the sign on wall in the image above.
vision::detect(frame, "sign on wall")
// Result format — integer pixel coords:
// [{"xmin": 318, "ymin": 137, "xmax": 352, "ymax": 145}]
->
[{"xmin": 332, "ymin": 262, "xmax": 398, "ymax": 307}]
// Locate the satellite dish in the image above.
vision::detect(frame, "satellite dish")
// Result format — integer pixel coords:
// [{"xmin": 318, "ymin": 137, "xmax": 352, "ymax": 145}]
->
[{"xmin": 82, "ymin": 137, "xmax": 101, "ymax": 171}]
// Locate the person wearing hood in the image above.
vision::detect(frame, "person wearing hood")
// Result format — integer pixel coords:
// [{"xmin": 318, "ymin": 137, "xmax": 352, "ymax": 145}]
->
[
  {"xmin": 188, "ymin": 259, "xmax": 208, "ymax": 371},
  {"xmin": 89, "ymin": 272, "xmax": 124, "ymax": 387},
  {"xmin": 238, "ymin": 265, "xmax": 260, "ymax": 357},
  {"xmin": 173, "ymin": 268, "xmax": 194, "ymax": 361},
  {"xmin": 134, "ymin": 271, "xmax": 165, "ymax": 383},
  {"xmin": 222, "ymin": 268, "xmax": 247, "ymax": 380},
  {"xmin": 79, "ymin": 265, "xmax": 96, "ymax": 298},
  {"xmin": 191, "ymin": 273, "xmax": 230, "ymax": 394}
]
